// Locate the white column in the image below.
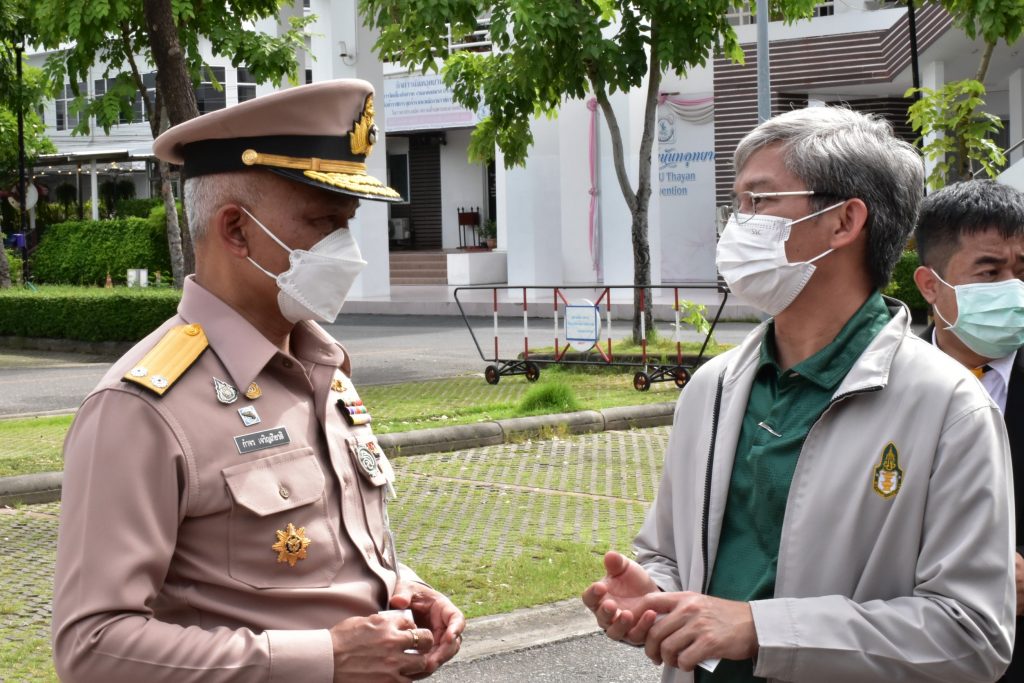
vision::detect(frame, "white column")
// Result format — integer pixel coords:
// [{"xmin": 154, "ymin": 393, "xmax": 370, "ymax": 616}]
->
[
  {"xmin": 1010, "ymin": 68, "xmax": 1024, "ymax": 165},
  {"xmin": 90, "ymin": 159, "xmax": 99, "ymax": 220},
  {"xmin": 922, "ymin": 60, "xmax": 945, "ymax": 184}
]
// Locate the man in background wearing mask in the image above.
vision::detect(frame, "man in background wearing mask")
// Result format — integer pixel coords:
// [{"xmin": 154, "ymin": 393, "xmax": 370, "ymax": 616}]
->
[
  {"xmin": 912, "ymin": 179, "xmax": 1024, "ymax": 682},
  {"xmin": 583, "ymin": 106, "xmax": 1015, "ymax": 682},
  {"xmin": 52, "ymin": 80, "xmax": 464, "ymax": 682}
]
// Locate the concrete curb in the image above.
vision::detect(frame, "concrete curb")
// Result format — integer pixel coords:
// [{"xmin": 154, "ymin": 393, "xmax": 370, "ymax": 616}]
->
[
  {"xmin": 0, "ymin": 402, "xmax": 676, "ymax": 506},
  {"xmin": 454, "ymin": 598, "xmax": 600, "ymax": 664}
]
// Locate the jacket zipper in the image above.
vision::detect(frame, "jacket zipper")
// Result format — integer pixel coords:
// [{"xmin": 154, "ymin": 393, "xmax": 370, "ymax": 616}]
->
[
  {"xmin": 700, "ymin": 372, "xmax": 725, "ymax": 593},
  {"xmin": 699, "ymin": 381, "xmax": 881, "ymax": 594}
]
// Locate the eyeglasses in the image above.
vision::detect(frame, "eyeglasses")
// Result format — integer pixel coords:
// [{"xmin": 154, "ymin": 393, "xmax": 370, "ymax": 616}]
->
[{"xmin": 730, "ymin": 190, "xmax": 817, "ymax": 224}]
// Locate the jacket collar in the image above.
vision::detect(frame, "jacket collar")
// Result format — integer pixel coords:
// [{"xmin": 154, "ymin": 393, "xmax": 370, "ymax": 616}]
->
[{"xmin": 722, "ymin": 296, "xmax": 909, "ymax": 398}]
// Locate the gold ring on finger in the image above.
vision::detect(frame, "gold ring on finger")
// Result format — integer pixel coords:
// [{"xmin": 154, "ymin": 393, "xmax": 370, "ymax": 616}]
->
[{"xmin": 410, "ymin": 629, "xmax": 419, "ymax": 649}]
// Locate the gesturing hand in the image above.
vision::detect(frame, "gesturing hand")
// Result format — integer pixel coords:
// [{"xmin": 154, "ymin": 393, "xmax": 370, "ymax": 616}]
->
[
  {"xmin": 581, "ymin": 550, "xmax": 659, "ymax": 643},
  {"xmin": 390, "ymin": 581, "xmax": 466, "ymax": 675},
  {"xmin": 330, "ymin": 611, "xmax": 430, "ymax": 683},
  {"xmin": 638, "ymin": 591, "xmax": 758, "ymax": 672}
]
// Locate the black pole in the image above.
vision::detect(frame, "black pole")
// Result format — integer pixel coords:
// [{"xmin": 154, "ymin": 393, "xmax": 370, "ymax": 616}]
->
[
  {"xmin": 15, "ymin": 42, "xmax": 29, "ymax": 285},
  {"xmin": 907, "ymin": 0, "xmax": 921, "ymax": 99}
]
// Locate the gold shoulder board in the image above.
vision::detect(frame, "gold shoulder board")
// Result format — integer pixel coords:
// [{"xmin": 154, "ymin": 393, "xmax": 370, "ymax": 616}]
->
[{"xmin": 123, "ymin": 323, "xmax": 209, "ymax": 396}]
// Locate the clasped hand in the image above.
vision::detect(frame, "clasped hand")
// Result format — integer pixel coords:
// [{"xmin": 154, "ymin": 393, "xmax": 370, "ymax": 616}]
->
[
  {"xmin": 581, "ymin": 551, "xmax": 758, "ymax": 672},
  {"xmin": 330, "ymin": 581, "xmax": 465, "ymax": 682}
]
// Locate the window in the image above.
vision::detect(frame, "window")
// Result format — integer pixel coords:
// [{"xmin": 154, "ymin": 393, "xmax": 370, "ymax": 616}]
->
[
  {"xmin": 94, "ymin": 73, "xmax": 155, "ymax": 125},
  {"xmin": 195, "ymin": 66, "xmax": 227, "ymax": 114},
  {"xmin": 54, "ymin": 82, "xmax": 85, "ymax": 131},
  {"xmin": 237, "ymin": 67, "xmax": 257, "ymax": 103},
  {"xmin": 305, "ymin": 68, "xmax": 313, "ymax": 85},
  {"xmin": 387, "ymin": 154, "xmax": 410, "ymax": 203}
]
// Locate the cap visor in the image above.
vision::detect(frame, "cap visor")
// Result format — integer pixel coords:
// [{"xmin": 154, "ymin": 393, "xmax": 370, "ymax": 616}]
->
[{"xmin": 269, "ymin": 168, "xmax": 403, "ymax": 203}]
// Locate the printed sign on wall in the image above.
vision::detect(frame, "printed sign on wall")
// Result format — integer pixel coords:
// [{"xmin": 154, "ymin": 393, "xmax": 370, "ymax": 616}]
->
[
  {"xmin": 657, "ymin": 94, "xmax": 717, "ymax": 283},
  {"xmin": 383, "ymin": 73, "xmax": 489, "ymax": 132}
]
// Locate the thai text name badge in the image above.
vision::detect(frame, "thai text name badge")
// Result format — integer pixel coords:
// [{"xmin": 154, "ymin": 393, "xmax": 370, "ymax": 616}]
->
[{"xmin": 234, "ymin": 426, "xmax": 290, "ymax": 455}]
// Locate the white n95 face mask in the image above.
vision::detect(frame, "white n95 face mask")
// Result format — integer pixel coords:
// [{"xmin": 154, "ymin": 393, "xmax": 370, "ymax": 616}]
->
[
  {"xmin": 242, "ymin": 207, "xmax": 367, "ymax": 323},
  {"xmin": 715, "ymin": 201, "xmax": 845, "ymax": 316}
]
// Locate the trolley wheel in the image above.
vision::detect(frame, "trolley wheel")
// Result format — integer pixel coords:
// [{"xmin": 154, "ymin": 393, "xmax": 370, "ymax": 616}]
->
[
  {"xmin": 525, "ymin": 362, "xmax": 541, "ymax": 382},
  {"xmin": 484, "ymin": 365, "xmax": 500, "ymax": 385},
  {"xmin": 633, "ymin": 371, "xmax": 651, "ymax": 392},
  {"xmin": 673, "ymin": 368, "xmax": 691, "ymax": 389}
]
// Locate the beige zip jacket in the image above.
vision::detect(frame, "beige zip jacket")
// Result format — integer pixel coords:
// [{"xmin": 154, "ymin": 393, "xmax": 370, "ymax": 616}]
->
[{"xmin": 636, "ymin": 300, "xmax": 1015, "ymax": 682}]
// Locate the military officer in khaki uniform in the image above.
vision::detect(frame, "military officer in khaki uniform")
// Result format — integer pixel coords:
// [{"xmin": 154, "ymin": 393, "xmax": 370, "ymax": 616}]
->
[{"xmin": 52, "ymin": 79, "xmax": 464, "ymax": 682}]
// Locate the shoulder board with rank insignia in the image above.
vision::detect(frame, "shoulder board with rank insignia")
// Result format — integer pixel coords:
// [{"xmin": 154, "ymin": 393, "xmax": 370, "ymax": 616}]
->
[{"xmin": 123, "ymin": 323, "xmax": 209, "ymax": 396}]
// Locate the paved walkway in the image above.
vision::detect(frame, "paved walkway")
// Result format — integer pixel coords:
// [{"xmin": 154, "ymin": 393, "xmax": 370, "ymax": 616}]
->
[{"xmin": 0, "ymin": 426, "xmax": 671, "ymax": 681}]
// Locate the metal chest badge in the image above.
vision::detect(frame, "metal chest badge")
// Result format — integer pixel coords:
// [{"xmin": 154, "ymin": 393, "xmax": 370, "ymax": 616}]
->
[
  {"xmin": 272, "ymin": 522, "xmax": 311, "ymax": 566},
  {"xmin": 872, "ymin": 442, "xmax": 904, "ymax": 499},
  {"xmin": 331, "ymin": 372, "xmax": 372, "ymax": 426},
  {"xmin": 348, "ymin": 438, "xmax": 388, "ymax": 488},
  {"xmin": 213, "ymin": 377, "xmax": 239, "ymax": 404}
]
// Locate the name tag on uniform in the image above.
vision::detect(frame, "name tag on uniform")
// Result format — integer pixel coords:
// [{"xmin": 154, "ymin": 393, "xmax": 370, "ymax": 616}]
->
[{"xmin": 234, "ymin": 426, "xmax": 290, "ymax": 455}]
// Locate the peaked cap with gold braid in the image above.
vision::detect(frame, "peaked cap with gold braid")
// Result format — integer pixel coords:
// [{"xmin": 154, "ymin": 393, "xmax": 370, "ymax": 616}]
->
[{"xmin": 152, "ymin": 79, "xmax": 401, "ymax": 202}]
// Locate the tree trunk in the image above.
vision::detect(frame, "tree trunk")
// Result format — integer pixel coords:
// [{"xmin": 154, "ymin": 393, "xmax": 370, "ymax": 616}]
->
[
  {"xmin": 158, "ymin": 159, "xmax": 186, "ymax": 288},
  {"xmin": 631, "ymin": 25, "xmax": 661, "ymax": 345},
  {"xmin": 0, "ymin": 248, "xmax": 11, "ymax": 288},
  {"xmin": 144, "ymin": 0, "xmax": 199, "ymax": 279},
  {"xmin": 142, "ymin": 0, "xmax": 199, "ymax": 127}
]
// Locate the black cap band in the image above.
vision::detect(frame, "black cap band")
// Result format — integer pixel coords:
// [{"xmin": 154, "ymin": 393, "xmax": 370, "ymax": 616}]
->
[{"xmin": 181, "ymin": 135, "xmax": 365, "ymax": 179}]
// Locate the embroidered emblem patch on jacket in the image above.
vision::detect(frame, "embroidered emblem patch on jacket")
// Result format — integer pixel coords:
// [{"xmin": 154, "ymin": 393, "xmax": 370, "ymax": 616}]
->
[{"xmin": 872, "ymin": 442, "xmax": 903, "ymax": 499}]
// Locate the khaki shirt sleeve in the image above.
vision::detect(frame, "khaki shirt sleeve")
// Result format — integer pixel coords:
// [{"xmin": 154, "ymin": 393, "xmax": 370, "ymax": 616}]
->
[{"xmin": 52, "ymin": 389, "xmax": 335, "ymax": 683}]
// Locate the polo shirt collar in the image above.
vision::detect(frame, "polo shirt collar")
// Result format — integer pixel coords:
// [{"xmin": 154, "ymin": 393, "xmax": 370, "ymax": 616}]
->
[{"xmin": 759, "ymin": 292, "xmax": 891, "ymax": 391}]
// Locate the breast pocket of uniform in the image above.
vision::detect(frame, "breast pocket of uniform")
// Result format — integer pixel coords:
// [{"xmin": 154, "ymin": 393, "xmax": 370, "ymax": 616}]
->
[{"xmin": 222, "ymin": 447, "xmax": 343, "ymax": 589}]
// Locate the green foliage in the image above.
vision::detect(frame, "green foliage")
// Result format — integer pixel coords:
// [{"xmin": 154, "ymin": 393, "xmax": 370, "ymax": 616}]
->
[
  {"xmin": 115, "ymin": 197, "xmax": 162, "ymax": 218},
  {"xmin": 906, "ymin": 80, "xmax": 1005, "ymax": 190},
  {"xmin": 936, "ymin": 0, "xmax": 1024, "ymax": 47},
  {"xmin": 882, "ymin": 250, "xmax": 928, "ymax": 313},
  {"xmin": 0, "ymin": 65, "xmax": 56, "ymax": 186},
  {"xmin": 361, "ymin": 0, "xmax": 817, "ymax": 167},
  {"xmin": 27, "ymin": 1, "xmax": 315, "ymax": 135},
  {"xmin": 517, "ymin": 381, "xmax": 581, "ymax": 414},
  {"xmin": 4, "ymin": 248, "xmax": 23, "ymax": 284},
  {"xmin": 0, "ymin": 285, "xmax": 180, "ymax": 341},
  {"xmin": 31, "ymin": 217, "xmax": 171, "ymax": 285},
  {"xmin": 54, "ymin": 183, "xmax": 77, "ymax": 205}
]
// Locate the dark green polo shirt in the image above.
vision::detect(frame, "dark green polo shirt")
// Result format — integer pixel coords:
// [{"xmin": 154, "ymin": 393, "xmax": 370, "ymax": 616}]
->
[{"xmin": 701, "ymin": 292, "xmax": 890, "ymax": 683}]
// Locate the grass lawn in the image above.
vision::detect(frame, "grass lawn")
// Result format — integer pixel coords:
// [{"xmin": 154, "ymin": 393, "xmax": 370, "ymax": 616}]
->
[{"xmin": 0, "ymin": 365, "xmax": 689, "ymax": 477}]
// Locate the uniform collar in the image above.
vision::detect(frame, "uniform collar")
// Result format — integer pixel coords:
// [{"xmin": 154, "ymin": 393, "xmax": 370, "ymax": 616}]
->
[
  {"xmin": 177, "ymin": 276, "xmax": 346, "ymax": 389},
  {"xmin": 929, "ymin": 326, "xmax": 1017, "ymax": 387}
]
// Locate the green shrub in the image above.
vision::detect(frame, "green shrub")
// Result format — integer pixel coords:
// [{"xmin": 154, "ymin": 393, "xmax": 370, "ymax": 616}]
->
[
  {"xmin": 883, "ymin": 250, "xmax": 928, "ymax": 313},
  {"xmin": 517, "ymin": 381, "xmax": 581, "ymax": 414},
  {"xmin": 4, "ymin": 249, "xmax": 23, "ymax": 284},
  {"xmin": 31, "ymin": 217, "xmax": 172, "ymax": 286},
  {"xmin": 0, "ymin": 285, "xmax": 180, "ymax": 341},
  {"xmin": 116, "ymin": 197, "xmax": 162, "ymax": 218}
]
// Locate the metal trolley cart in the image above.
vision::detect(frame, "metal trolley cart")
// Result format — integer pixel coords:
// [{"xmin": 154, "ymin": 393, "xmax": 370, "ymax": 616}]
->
[{"xmin": 454, "ymin": 283, "xmax": 729, "ymax": 391}]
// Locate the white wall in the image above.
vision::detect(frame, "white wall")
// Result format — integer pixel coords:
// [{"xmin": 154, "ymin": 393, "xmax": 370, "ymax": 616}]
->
[
  {"xmin": 440, "ymin": 128, "xmax": 487, "ymax": 249},
  {"xmin": 557, "ymin": 99, "xmax": 598, "ymax": 284},
  {"xmin": 505, "ymin": 114, "xmax": 563, "ymax": 285},
  {"xmin": 597, "ymin": 89, "xmax": 638, "ymax": 288}
]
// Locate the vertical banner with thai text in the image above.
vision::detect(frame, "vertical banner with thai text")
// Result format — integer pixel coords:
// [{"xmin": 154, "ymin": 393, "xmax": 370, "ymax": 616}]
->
[{"xmin": 657, "ymin": 95, "xmax": 716, "ymax": 282}]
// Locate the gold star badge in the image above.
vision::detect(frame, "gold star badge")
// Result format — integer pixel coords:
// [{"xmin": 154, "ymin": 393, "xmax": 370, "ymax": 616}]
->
[{"xmin": 272, "ymin": 523, "xmax": 311, "ymax": 566}]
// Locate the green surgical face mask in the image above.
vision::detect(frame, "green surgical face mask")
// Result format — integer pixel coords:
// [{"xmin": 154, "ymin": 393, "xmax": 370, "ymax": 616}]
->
[{"xmin": 932, "ymin": 269, "xmax": 1024, "ymax": 359}]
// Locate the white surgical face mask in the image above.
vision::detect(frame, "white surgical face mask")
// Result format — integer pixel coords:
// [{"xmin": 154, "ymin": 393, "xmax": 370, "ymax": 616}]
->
[
  {"xmin": 242, "ymin": 207, "xmax": 367, "ymax": 323},
  {"xmin": 715, "ymin": 201, "xmax": 846, "ymax": 316}
]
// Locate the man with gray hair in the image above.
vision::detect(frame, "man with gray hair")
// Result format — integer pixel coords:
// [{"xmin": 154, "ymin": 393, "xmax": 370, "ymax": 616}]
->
[
  {"xmin": 583, "ymin": 106, "xmax": 1015, "ymax": 682},
  {"xmin": 53, "ymin": 79, "xmax": 464, "ymax": 682}
]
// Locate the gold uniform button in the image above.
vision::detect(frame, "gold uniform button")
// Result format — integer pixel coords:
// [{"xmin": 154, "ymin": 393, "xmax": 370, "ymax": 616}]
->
[
  {"xmin": 279, "ymin": 485, "xmax": 290, "ymax": 499},
  {"xmin": 184, "ymin": 324, "xmax": 201, "ymax": 336}
]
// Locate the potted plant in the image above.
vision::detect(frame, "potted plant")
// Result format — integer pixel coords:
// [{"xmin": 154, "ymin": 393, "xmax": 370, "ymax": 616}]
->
[{"xmin": 479, "ymin": 218, "xmax": 497, "ymax": 249}]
